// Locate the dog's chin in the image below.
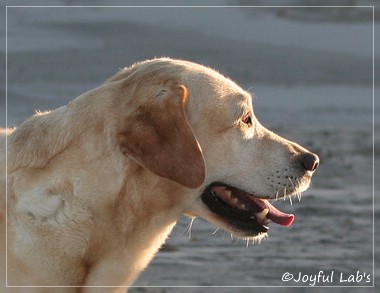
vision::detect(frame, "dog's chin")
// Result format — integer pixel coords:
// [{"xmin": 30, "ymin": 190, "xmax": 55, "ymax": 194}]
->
[{"xmin": 188, "ymin": 182, "xmax": 303, "ymax": 240}]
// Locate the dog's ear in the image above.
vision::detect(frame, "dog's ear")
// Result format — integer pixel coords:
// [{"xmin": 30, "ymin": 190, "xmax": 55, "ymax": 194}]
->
[{"xmin": 119, "ymin": 81, "xmax": 206, "ymax": 189}]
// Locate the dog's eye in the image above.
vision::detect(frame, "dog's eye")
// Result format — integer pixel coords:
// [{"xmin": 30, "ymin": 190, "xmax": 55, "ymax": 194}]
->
[{"xmin": 242, "ymin": 114, "xmax": 252, "ymax": 127}]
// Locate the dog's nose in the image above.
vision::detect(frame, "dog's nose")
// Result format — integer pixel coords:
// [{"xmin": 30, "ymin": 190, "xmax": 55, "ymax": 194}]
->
[{"xmin": 301, "ymin": 152, "xmax": 319, "ymax": 172}]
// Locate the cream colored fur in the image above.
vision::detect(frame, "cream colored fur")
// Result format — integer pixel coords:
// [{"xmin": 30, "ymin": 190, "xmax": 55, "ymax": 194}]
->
[{"xmin": 1, "ymin": 58, "xmax": 317, "ymax": 292}]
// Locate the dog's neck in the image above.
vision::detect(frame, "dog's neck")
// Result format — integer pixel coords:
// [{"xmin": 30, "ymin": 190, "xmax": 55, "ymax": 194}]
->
[
  {"xmin": 79, "ymin": 160, "xmax": 194, "ymax": 287},
  {"xmin": 7, "ymin": 154, "xmax": 191, "ymax": 288}
]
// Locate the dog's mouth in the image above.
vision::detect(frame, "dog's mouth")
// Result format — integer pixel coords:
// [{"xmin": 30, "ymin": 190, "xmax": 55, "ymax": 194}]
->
[{"xmin": 200, "ymin": 182, "xmax": 295, "ymax": 238}]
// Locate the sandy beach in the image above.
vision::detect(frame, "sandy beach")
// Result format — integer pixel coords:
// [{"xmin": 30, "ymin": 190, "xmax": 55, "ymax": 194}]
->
[{"xmin": 2, "ymin": 1, "xmax": 378, "ymax": 292}]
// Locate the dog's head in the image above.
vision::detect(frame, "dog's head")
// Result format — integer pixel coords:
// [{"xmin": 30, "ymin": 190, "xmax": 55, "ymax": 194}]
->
[{"xmin": 108, "ymin": 57, "xmax": 319, "ymax": 240}]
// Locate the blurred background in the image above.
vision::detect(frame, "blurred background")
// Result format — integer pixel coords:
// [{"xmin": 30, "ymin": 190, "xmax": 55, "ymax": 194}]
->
[{"xmin": 1, "ymin": 0, "xmax": 378, "ymax": 292}]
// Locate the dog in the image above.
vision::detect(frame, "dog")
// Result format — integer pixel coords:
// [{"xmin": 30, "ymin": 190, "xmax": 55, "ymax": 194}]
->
[{"xmin": 1, "ymin": 58, "xmax": 319, "ymax": 292}]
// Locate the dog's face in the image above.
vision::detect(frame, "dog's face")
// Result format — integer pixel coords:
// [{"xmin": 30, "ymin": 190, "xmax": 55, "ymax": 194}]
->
[
  {"xmin": 109, "ymin": 58, "xmax": 319, "ymax": 240},
  {"xmin": 182, "ymin": 68, "xmax": 319, "ymax": 239}
]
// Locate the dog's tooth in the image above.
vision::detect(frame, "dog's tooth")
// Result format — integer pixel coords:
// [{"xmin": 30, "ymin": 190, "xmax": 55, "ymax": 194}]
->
[
  {"xmin": 240, "ymin": 204, "xmax": 247, "ymax": 210},
  {"xmin": 232, "ymin": 198, "xmax": 238, "ymax": 205},
  {"xmin": 225, "ymin": 190, "xmax": 232, "ymax": 199},
  {"xmin": 256, "ymin": 209, "xmax": 269, "ymax": 221}
]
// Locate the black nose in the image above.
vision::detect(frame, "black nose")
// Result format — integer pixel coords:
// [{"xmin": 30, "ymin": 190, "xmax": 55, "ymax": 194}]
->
[{"xmin": 301, "ymin": 152, "xmax": 319, "ymax": 171}]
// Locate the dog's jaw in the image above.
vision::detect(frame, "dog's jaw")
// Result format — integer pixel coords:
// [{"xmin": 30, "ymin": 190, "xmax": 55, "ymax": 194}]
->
[{"xmin": 186, "ymin": 180, "xmax": 311, "ymax": 241}]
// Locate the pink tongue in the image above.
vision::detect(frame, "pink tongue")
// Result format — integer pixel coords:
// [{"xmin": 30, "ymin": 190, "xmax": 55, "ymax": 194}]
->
[
  {"xmin": 266, "ymin": 201, "xmax": 295, "ymax": 227},
  {"xmin": 252, "ymin": 198, "xmax": 295, "ymax": 227},
  {"xmin": 213, "ymin": 186, "xmax": 295, "ymax": 227}
]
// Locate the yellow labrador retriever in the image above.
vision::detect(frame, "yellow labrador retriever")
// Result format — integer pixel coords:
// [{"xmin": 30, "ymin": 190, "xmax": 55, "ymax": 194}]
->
[{"xmin": 1, "ymin": 58, "xmax": 319, "ymax": 291}]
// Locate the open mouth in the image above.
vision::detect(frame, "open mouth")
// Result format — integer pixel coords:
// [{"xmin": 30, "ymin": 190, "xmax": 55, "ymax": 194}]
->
[{"xmin": 200, "ymin": 182, "xmax": 295, "ymax": 238}]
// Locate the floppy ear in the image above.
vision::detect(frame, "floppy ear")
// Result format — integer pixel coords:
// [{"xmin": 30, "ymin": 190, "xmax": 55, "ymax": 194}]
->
[{"xmin": 119, "ymin": 81, "xmax": 206, "ymax": 189}]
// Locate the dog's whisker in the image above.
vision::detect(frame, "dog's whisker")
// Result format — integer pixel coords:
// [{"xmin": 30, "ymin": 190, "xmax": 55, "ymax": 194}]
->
[
  {"xmin": 212, "ymin": 227, "xmax": 220, "ymax": 235},
  {"xmin": 189, "ymin": 217, "xmax": 196, "ymax": 239},
  {"xmin": 288, "ymin": 194, "xmax": 293, "ymax": 206},
  {"xmin": 183, "ymin": 217, "xmax": 195, "ymax": 239},
  {"xmin": 253, "ymin": 237, "xmax": 260, "ymax": 246},
  {"xmin": 288, "ymin": 178, "xmax": 300, "ymax": 202},
  {"xmin": 286, "ymin": 177, "xmax": 302, "ymax": 203},
  {"xmin": 283, "ymin": 188, "xmax": 287, "ymax": 201},
  {"xmin": 296, "ymin": 191, "xmax": 302, "ymax": 202},
  {"xmin": 288, "ymin": 177, "xmax": 295, "ymax": 190}
]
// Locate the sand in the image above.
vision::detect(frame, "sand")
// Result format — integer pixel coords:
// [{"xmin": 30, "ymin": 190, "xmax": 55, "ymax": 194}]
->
[{"xmin": 2, "ymin": 1, "xmax": 378, "ymax": 292}]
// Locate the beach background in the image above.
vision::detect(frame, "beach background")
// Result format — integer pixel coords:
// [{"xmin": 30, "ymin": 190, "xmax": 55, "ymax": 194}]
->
[{"xmin": 2, "ymin": 0, "xmax": 379, "ymax": 292}]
